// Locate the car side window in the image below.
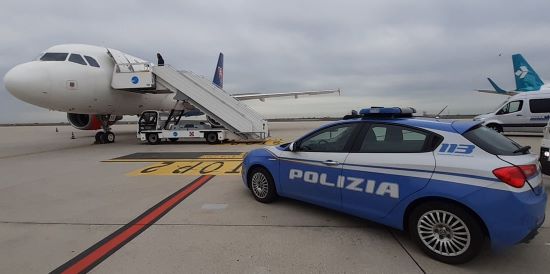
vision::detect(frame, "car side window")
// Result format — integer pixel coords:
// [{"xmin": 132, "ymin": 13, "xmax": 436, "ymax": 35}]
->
[
  {"xmin": 298, "ymin": 123, "xmax": 356, "ymax": 153},
  {"xmin": 497, "ymin": 100, "xmax": 523, "ymax": 115},
  {"xmin": 359, "ymin": 124, "xmax": 428, "ymax": 153},
  {"xmin": 529, "ymin": 98, "xmax": 550, "ymax": 113},
  {"xmin": 68, "ymin": 54, "xmax": 87, "ymax": 66}
]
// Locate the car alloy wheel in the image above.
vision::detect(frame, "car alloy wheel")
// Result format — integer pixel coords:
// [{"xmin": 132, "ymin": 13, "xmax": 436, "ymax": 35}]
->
[
  {"xmin": 247, "ymin": 167, "xmax": 277, "ymax": 203},
  {"xmin": 251, "ymin": 172, "xmax": 269, "ymax": 199},
  {"xmin": 417, "ymin": 210, "xmax": 471, "ymax": 256}
]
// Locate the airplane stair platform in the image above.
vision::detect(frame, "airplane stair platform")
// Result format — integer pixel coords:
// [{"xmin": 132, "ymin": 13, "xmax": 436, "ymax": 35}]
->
[{"xmin": 152, "ymin": 65, "xmax": 268, "ymax": 140}]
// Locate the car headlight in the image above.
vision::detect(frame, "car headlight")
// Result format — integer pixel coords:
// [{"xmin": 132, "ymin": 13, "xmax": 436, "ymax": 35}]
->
[{"xmin": 544, "ymin": 151, "xmax": 550, "ymax": 158}]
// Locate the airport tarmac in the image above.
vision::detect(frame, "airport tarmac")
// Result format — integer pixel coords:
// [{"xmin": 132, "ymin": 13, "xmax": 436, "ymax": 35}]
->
[{"xmin": 0, "ymin": 121, "xmax": 548, "ymax": 273}]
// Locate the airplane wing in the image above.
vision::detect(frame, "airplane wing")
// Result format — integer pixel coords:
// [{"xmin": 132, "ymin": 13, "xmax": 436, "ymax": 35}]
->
[
  {"xmin": 231, "ymin": 89, "xmax": 341, "ymax": 101},
  {"xmin": 476, "ymin": 78, "xmax": 517, "ymax": 96},
  {"xmin": 476, "ymin": 89, "xmax": 517, "ymax": 96}
]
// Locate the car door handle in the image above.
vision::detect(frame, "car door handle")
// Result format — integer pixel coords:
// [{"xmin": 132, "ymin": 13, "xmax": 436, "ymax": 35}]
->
[
  {"xmin": 323, "ymin": 160, "xmax": 339, "ymax": 166},
  {"xmin": 516, "ymin": 114, "xmax": 523, "ymax": 116}
]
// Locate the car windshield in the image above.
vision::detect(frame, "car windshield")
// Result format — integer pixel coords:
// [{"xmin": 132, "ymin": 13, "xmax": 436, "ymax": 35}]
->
[
  {"xmin": 492, "ymin": 99, "xmax": 510, "ymax": 113},
  {"xmin": 463, "ymin": 125, "xmax": 523, "ymax": 155}
]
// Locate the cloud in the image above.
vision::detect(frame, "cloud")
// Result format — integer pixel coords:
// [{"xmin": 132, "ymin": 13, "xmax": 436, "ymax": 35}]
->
[{"xmin": 1, "ymin": 0, "xmax": 550, "ymax": 123}]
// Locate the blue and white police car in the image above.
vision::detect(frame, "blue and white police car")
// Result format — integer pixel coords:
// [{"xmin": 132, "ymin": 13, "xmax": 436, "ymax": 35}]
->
[{"xmin": 241, "ymin": 107, "xmax": 546, "ymax": 264}]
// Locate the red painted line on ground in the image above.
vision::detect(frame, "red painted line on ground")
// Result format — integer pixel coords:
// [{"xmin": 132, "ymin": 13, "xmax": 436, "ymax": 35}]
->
[{"xmin": 52, "ymin": 175, "xmax": 214, "ymax": 274}]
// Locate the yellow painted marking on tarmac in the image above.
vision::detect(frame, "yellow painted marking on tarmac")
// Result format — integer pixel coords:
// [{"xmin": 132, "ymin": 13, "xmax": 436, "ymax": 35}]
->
[
  {"xmin": 128, "ymin": 160, "xmax": 243, "ymax": 176},
  {"xmin": 198, "ymin": 154, "xmax": 245, "ymax": 159},
  {"xmin": 221, "ymin": 138, "xmax": 285, "ymax": 146},
  {"xmin": 104, "ymin": 158, "xmax": 243, "ymax": 163}
]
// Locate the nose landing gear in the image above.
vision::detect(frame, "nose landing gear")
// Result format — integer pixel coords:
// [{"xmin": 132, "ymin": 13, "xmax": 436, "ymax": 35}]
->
[
  {"xmin": 94, "ymin": 115, "xmax": 117, "ymax": 144},
  {"xmin": 95, "ymin": 131, "xmax": 115, "ymax": 144}
]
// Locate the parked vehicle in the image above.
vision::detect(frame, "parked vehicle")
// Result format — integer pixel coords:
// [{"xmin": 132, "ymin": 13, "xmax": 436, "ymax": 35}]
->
[
  {"xmin": 137, "ymin": 110, "xmax": 227, "ymax": 144},
  {"xmin": 474, "ymin": 91, "xmax": 550, "ymax": 132},
  {"xmin": 242, "ymin": 107, "xmax": 546, "ymax": 264}
]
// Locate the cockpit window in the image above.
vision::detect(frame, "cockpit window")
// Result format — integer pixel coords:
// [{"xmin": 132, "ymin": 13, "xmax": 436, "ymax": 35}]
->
[
  {"xmin": 84, "ymin": 56, "xmax": 100, "ymax": 68},
  {"xmin": 40, "ymin": 53, "xmax": 68, "ymax": 61},
  {"xmin": 68, "ymin": 54, "xmax": 87, "ymax": 65}
]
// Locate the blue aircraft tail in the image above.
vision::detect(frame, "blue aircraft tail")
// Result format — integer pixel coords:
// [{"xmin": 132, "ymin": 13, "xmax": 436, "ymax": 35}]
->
[
  {"xmin": 487, "ymin": 77, "xmax": 506, "ymax": 93},
  {"xmin": 512, "ymin": 54, "xmax": 544, "ymax": 91},
  {"xmin": 212, "ymin": 53, "xmax": 224, "ymax": 88}
]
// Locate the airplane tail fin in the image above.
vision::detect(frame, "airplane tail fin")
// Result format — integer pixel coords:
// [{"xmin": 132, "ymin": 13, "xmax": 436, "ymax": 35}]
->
[
  {"xmin": 512, "ymin": 54, "xmax": 544, "ymax": 91},
  {"xmin": 212, "ymin": 53, "xmax": 224, "ymax": 89},
  {"xmin": 487, "ymin": 77, "xmax": 506, "ymax": 93}
]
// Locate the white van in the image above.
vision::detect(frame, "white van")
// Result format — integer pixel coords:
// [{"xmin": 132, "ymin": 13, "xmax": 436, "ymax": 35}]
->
[{"xmin": 474, "ymin": 91, "xmax": 550, "ymax": 133}]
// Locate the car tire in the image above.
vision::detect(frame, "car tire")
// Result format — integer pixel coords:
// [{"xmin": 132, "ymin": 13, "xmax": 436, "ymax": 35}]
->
[
  {"xmin": 408, "ymin": 201, "xmax": 484, "ymax": 264},
  {"xmin": 486, "ymin": 123, "xmax": 502, "ymax": 133},
  {"xmin": 205, "ymin": 132, "xmax": 219, "ymax": 144},
  {"xmin": 247, "ymin": 167, "xmax": 278, "ymax": 203},
  {"xmin": 146, "ymin": 133, "xmax": 160, "ymax": 145}
]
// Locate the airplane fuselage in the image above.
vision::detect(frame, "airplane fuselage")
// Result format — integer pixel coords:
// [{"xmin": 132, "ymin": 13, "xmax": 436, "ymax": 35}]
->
[{"xmin": 4, "ymin": 44, "xmax": 193, "ymax": 116}]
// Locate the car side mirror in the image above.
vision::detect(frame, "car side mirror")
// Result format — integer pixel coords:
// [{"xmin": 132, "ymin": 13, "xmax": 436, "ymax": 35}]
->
[{"xmin": 289, "ymin": 142, "xmax": 297, "ymax": 152}]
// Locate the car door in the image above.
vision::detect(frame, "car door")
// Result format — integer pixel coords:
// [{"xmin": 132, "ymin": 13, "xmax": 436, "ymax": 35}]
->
[
  {"xmin": 341, "ymin": 123, "xmax": 436, "ymax": 220},
  {"xmin": 278, "ymin": 122, "xmax": 360, "ymax": 209},
  {"xmin": 496, "ymin": 100, "xmax": 529, "ymax": 131}
]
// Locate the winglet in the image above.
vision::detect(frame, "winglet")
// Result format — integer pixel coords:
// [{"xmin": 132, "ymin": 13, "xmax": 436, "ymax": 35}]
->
[
  {"xmin": 487, "ymin": 77, "xmax": 506, "ymax": 93},
  {"xmin": 212, "ymin": 53, "xmax": 224, "ymax": 89},
  {"xmin": 512, "ymin": 54, "xmax": 544, "ymax": 91}
]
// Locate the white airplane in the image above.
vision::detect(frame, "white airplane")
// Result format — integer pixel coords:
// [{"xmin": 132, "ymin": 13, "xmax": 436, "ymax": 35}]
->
[{"xmin": 3, "ymin": 44, "xmax": 339, "ymax": 143}]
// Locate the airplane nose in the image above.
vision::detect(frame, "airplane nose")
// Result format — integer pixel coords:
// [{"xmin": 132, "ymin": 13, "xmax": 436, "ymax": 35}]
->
[{"xmin": 4, "ymin": 62, "xmax": 50, "ymax": 104}]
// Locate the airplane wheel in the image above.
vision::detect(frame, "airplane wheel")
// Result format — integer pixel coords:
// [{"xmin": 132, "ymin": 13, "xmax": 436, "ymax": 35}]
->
[
  {"xmin": 205, "ymin": 132, "xmax": 219, "ymax": 144},
  {"xmin": 95, "ymin": 132, "xmax": 104, "ymax": 144},
  {"xmin": 104, "ymin": 131, "xmax": 115, "ymax": 143},
  {"xmin": 100, "ymin": 131, "xmax": 115, "ymax": 144},
  {"xmin": 147, "ymin": 133, "xmax": 160, "ymax": 145}
]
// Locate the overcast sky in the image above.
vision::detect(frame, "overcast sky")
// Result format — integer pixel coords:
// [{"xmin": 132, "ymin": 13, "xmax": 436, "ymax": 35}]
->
[{"xmin": 1, "ymin": 0, "xmax": 550, "ymax": 123}]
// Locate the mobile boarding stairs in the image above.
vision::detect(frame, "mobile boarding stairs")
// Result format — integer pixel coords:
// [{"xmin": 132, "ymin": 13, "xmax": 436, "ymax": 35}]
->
[{"xmin": 108, "ymin": 55, "xmax": 268, "ymax": 142}]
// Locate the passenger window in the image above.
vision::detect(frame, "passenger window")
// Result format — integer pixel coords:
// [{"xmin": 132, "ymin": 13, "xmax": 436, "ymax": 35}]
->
[
  {"xmin": 40, "ymin": 52, "xmax": 68, "ymax": 61},
  {"xmin": 68, "ymin": 54, "xmax": 87, "ymax": 65},
  {"xmin": 298, "ymin": 123, "xmax": 357, "ymax": 152},
  {"xmin": 529, "ymin": 99, "xmax": 550, "ymax": 113},
  {"xmin": 497, "ymin": 100, "xmax": 523, "ymax": 115},
  {"xmin": 359, "ymin": 124, "xmax": 428, "ymax": 153},
  {"xmin": 372, "ymin": 127, "xmax": 387, "ymax": 141},
  {"xmin": 84, "ymin": 56, "xmax": 100, "ymax": 68}
]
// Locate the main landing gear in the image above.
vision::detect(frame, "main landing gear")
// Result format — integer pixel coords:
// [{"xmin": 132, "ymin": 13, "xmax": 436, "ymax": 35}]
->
[{"xmin": 95, "ymin": 115, "xmax": 116, "ymax": 144}]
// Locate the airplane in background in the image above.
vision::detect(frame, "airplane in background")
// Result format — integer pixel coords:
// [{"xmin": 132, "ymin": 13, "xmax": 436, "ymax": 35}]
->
[
  {"xmin": 477, "ymin": 53, "xmax": 550, "ymax": 95},
  {"xmin": 3, "ymin": 44, "xmax": 339, "ymax": 143}
]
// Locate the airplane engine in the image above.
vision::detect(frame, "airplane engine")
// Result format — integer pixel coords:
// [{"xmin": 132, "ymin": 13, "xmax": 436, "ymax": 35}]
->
[{"xmin": 66, "ymin": 113, "xmax": 121, "ymax": 130}]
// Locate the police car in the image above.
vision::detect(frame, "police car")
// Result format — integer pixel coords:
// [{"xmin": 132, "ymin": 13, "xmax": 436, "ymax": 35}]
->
[{"xmin": 241, "ymin": 107, "xmax": 546, "ymax": 264}]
